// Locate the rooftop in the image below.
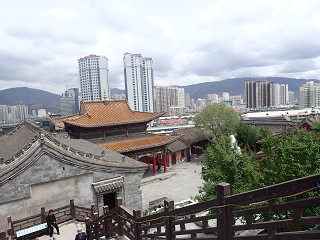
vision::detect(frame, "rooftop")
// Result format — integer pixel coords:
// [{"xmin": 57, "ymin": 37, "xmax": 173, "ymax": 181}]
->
[
  {"xmin": 89, "ymin": 133, "xmax": 181, "ymax": 153},
  {"xmin": 49, "ymin": 100, "xmax": 166, "ymax": 129}
]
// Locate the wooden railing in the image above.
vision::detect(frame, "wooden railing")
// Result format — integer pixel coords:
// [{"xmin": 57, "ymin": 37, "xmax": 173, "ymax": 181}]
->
[
  {"xmin": 86, "ymin": 173, "xmax": 320, "ymax": 240},
  {"xmin": 5, "ymin": 199, "xmax": 93, "ymax": 240}
]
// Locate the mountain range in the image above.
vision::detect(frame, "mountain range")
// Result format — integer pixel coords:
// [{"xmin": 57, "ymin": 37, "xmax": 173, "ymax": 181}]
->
[{"xmin": 0, "ymin": 77, "xmax": 318, "ymax": 114}]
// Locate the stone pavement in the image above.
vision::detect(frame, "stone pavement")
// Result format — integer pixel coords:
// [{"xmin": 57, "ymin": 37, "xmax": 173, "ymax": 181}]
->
[
  {"xmin": 36, "ymin": 156, "xmax": 205, "ymax": 240},
  {"xmin": 141, "ymin": 155, "xmax": 205, "ymax": 211}
]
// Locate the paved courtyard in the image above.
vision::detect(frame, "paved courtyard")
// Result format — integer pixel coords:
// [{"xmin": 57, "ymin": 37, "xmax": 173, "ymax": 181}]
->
[{"xmin": 141, "ymin": 155, "xmax": 205, "ymax": 211}]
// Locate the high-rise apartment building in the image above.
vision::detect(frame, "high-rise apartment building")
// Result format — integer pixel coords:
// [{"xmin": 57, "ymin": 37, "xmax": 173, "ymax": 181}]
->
[
  {"xmin": 261, "ymin": 80, "xmax": 275, "ymax": 107},
  {"xmin": 60, "ymin": 88, "xmax": 80, "ymax": 117},
  {"xmin": 206, "ymin": 94, "xmax": 219, "ymax": 105},
  {"xmin": 274, "ymin": 84, "xmax": 281, "ymax": 105},
  {"xmin": 245, "ymin": 78, "xmax": 261, "ymax": 108},
  {"xmin": 288, "ymin": 91, "xmax": 295, "ymax": 103},
  {"xmin": 300, "ymin": 81, "xmax": 320, "ymax": 108},
  {"xmin": 78, "ymin": 54, "xmax": 110, "ymax": 102},
  {"xmin": 222, "ymin": 92, "xmax": 229, "ymax": 101},
  {"xmin": 185, "ymin": 92, "xmax": 191, "ymax": 107},
  {"xmin": 246, "ymin": 78, "xmax": 277, "ymax": 108},
  {"xmin": 155, "ymin": 86, "xmax": 185, "ymax": 114},
  {"xmin": 0, "ymin": 105, "xmax": 8, "ymax": 122},
  {"xmin": 177, "ymin": 88, "xmax": 185, "ymax": 107},
  {"xmin": 280, "ymin": 84, "xmax": 289, "ymax": 105},
  {"xmin": 155, "ymin": 85, "xmax": 170, "ymax": 112},
  {"xmin": 123, "ymin": 52, "xmax": 154, "ymax": 112}
]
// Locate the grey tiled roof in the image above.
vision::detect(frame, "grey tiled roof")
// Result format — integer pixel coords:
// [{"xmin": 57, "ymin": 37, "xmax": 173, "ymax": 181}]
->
[
  {"xmin": 0, "ymin": 122, "xmax": 38, "ymax": 164},
  {"xmin": 167, "ymin": 139, "xmax": 189, "ymax": 153},
  {"xmin": 173, "ymin": 127, "xmax": 207, "ymax": 145},
  {"xmin": 0, "ymin": 121, "xmax": 147, "ymax": 177}
]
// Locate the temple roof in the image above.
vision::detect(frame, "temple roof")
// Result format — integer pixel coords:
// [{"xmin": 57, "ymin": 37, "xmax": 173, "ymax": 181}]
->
[
  {"xmin": 167, "ymin": 139, "xmax": 189, "ymax": 153},
  {"xmin": 0, "ymin": 121, "xmax": 147, "ymax": 185},
  {"xmin": 49, "ymin": 100, "xmax": 166, "ymax": 129},
  {"xmin": 90, "ymin": 133, "xmax": 181, "ymax": 153},
  {"xmin": 173, "ymin": 127, "xmax": 207, "ymax": 145}
]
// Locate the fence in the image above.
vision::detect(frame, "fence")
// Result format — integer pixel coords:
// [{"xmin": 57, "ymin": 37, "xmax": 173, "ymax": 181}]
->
[
  {"xmin": 86, "ymin": 173, "xmax": 320, "ymax": 240},
  {"xmin": 5, "ymin": 199, "xmax": 93, "ymax": 240}
]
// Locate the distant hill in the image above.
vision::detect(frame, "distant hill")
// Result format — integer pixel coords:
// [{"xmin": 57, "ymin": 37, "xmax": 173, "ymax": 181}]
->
[
  {"xmin": 0, "ymin": 87, "xmax": 61, "ymax": 114},
  {"xmin": 0, "ymin": 77, "xmax": 317, "ymax": 114},
  {"xmin": 181, "ymin": 77, "xmax": 319, "ymax": 100},
  {"xmin": 113, "ymin": 77, "xmax": 318, "ymax": 100}
]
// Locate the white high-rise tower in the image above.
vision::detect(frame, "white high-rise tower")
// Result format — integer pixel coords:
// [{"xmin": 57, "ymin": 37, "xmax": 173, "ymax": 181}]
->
[
  {"xmin": 78, "ymin": 54, "xmax": 110, "ymax": 102},
  {"xmin": 123, "ymin": 52, "xmax": 155, "ymax": 112}
]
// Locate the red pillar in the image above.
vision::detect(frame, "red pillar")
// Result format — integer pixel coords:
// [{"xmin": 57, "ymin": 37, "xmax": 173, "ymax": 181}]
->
[
  {"xmin": 163, "ymin": 154, "xmax": 167, "ymax": 173},
  {"xmin": 157, "ymin": 154, "xmax": 159, "ymax": 164},
  {"xmin": 201, "ymin": 142, "xmax": 204, "ymax": 154},
  {"xmin": 153, "ymin": 157, "xmax": 156, "ymax": 175},
  {"xmin": 147, "ymin": 156, "xmax": 150, "ymax": 172}
]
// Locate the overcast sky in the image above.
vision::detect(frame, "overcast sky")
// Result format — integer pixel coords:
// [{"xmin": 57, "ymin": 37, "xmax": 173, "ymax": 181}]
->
[{"xmin": 1, "ymin": 0, "xmax": 320, "ymax": 95}]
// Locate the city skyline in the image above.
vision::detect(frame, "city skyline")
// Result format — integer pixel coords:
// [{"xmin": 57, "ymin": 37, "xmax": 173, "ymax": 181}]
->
[{"xmin": 1, "ymin": 1, "xmax": 320, "ymax": 95}]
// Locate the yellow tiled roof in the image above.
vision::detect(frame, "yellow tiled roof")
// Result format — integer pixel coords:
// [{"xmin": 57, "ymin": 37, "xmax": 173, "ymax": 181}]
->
[
  {"xmin": 91, "ymin": 133, "xmax": 181, "ymax": 153},
  {"xmin": 49, "ymin": 100, "xmax": 166, "ymax": 129}
]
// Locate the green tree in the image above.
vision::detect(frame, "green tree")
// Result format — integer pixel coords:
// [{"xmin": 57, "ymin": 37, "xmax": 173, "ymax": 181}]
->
[
  {"xmin": 235, "ymin": 123, "xmax": 271, "ymax": 150},
  {"xmin": 259, "ymin": 127, "xmax": 320, "ymax": 231},
  {"xmin": 43, "ymin": 126, "xmax": 50, "ymax": 132},
  {"xmin": 199, "ymin": 135, "xmax": 260, "ymax": 201},
  {"xmin": 193, "ymin": 102, "xmax": 239, "ymax": 140},
  {"xmin": 235, "ymin": 122, "xmax": 259, "ymax": 150},
  {"xmin": 260, "ymin": 127, "xmax": 320, "ymax": 187}
]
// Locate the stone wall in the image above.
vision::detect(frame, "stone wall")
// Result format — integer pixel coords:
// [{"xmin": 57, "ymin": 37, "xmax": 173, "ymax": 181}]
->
[{"xmin": 0, "ymin": 148, "xmax": 144, "ymax": 229}]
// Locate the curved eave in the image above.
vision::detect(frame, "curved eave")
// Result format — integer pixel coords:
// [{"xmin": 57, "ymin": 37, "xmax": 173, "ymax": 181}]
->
[
  {"xmin": 112, "ymin": 135, "xmax": 182, "ymax": 153},
  {"xmin": 64, "ymin": 112, "xmax": 166, "ymax": 129}
]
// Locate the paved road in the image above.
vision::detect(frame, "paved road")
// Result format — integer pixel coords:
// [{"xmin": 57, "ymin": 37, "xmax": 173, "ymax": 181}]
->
[{"xmin": 141, "ymin": 156, "xmax": 205, "ymax": 211}]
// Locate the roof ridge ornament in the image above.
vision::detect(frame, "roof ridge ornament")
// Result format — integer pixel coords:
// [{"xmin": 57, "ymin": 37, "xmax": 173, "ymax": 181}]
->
[{"xmin": 103, "ymin": 89, "xmax": 109, "ymax": 105}]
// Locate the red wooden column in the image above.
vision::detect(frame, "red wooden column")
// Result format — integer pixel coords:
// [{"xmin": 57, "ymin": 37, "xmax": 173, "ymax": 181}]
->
[
  {"xmin": 153, "ymin": 156, "xmax": 156, "ymax": 175},
  {"xmin": 163, "ymin": 154, "xmax": 167, "ymax": 173},
  {"xmin": 157, "ymin": 154, "xmax": 159, "ymax": 164},
  {"xmin": 147, "ymin": 156, "xmax": 150, "ymax": 172},
  {"xmin": 201, "ymin": 142, "xmax": 204, "ymax": 154}
]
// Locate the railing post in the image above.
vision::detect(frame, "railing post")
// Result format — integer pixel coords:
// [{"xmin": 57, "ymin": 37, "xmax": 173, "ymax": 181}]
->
[
  {"xmin": 85, "ymin": 217, "xmax": 91, "ymax": 240},
  {"xmin": 93, "ymin": 212, "xmax": 99, "ymax": 239},
  {"xmin": 103, "ymin": 205, "xmax": 109, "ymax": 239},
  {"xmin": 7, "ymin": 216, "xmax": 12, "ymax": 240},
  {"xmin": 133, "ymin": 209, "xmax": 141, "ymax": 240},
  {"xmin": 117, "ymin": 197, "xmax": 123, "ymax": 236},
  {"xmin": 70, "ymin": 199, "xmax": 76, "ymax": 219},
  {"xmin": 164, "ymin": 199, "xmax": 174, "ymax": 240},
  {"xmin": 41, "ymin": 207, "xmax": 46, "ymax": 223},
  {"xmin": 217, "ymin": 182, "xmax": 230, "ymax": 240}
]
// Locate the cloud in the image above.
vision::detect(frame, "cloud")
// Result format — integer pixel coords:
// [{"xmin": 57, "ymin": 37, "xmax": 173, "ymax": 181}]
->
[{"xmin": 1, "ymin": 0, "xmax": 320, "ymax": 94}]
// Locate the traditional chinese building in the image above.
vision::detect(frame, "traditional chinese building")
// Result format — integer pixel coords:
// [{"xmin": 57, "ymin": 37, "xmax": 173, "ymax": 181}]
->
[
  {"xmin": 0, "ymin": 121, "xmax": 147, "ymax": 230},
  {"xmin": 49, "ymin": 99, "xmax": 181, "ymax": 174}
]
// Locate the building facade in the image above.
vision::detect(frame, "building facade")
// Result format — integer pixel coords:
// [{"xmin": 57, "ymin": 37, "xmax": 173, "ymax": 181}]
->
[
  {"xmin": 185, "ymin": 92, "xmax": 191, "ymax": 107},
  {"xmin": 155, "ymin": 85, "xmax": 170, "ymax": 112},
  {"xmin": 0, "ymin": 121, "xmax": 146, "ymax": 230},
  {"xmin": 112, "ymin": 93, "xmax": 126, "ymax": 100},
  {"xmin": 261, "ymin": 80, "xmax": 275, "ymax": 107},
  {"xmin": 78, "ymin": 54, "xmax": 111, "ymax": 102},
  {"xmin": 123, "ymin": 52, "xmax": 154, "ymax": 112},
  {"xmin": 300, "ymin": 81, "xmax": 320, "ymax": 108},
  {"xmin": 60, "ymin": 88, "xmax": 80, "ymax": 117},
  {"xmin": 245, "ymin": 78, "xmax": 261, "ymax": 108},
  {"xmin": 280, "ymin": 84, "xmax": 289, "ymax": 105}
]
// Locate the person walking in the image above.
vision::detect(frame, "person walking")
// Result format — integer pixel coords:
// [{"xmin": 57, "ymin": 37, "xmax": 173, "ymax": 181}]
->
[
  {"xmin": 75, "ymin": 227, "xmax": 86, "ymax": 240},
  {"xmin": 46, "ymin": 210, "xmax": 60, "ymax": 237}
]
